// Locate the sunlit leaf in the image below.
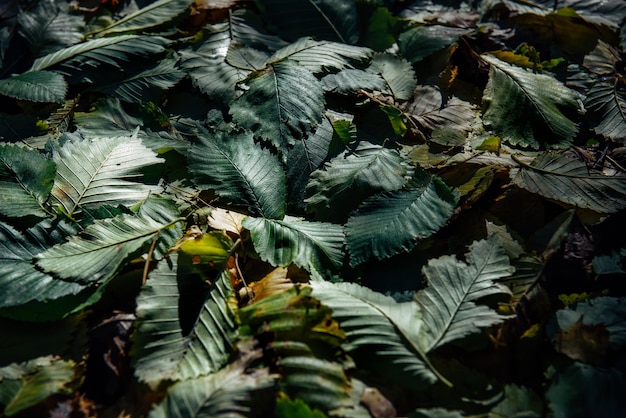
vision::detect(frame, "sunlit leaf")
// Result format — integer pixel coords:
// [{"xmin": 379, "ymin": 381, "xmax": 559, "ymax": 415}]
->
[
  {"xmin": 0, "ymin": 71, "xmax": 66, "ymax": 103},
  {"xmin": 0, "ymin": 144, "xmax": 55, "ymax": 218},
  {"xmin": 188, "ymin": 127, "xmax": 286, "ymax": 219},
  {"xmin": 481, "ymin": 55, "xmax": 580, "ymax": 150},
  {"xmin": 415, "ymin": 236, "xmax": 514, "ymax": 353},
  {"xmin": 511, "ymin": 152, "xmax": 626, "ymax": 213}
]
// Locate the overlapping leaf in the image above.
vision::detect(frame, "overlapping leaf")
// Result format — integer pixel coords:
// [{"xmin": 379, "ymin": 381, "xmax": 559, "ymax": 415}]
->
[
  {"xmin": 269, "ymin": 37, "xmax": 372, "ymax": 74},
  {"xmin": 415, "ymin": 236, "xmax": 514, "ymax": 353},
  {"xmin": 0, "ymin": 71, "xmax": 66, "ymax": 103},
  {"xmin": 243, "ymin": 215, "xmax": 345, "ymax": 272},
  {"xmin": 321, "ymin": 69, "xmax": 386, "ymax": 94},
  {"xmin": 511, "ymin": 152, "xmax": 626, "ymax": 213},
  {"xmin": 188, "ymin": 128, "xmax": 286, "ymax": 219},
  {"xmin": 0, "ymin": 219, "xmax": 82, "ymax": 309},
  {"xmin": 0, "ymin": 144, "xmax": 55, "ymax": 218},
  {"xmin": 482, "ymin": 55, "xmax": 580, "ymax": 149},
  {"xmin": 36, "ymin": 199, "xmax": 181, "ymax": 284},
  {"xmin": 309, "ymin": 280, "xmax": 441, "ymax": 388},
  {"xmin": 257, "ymin": 0, "xmax": 359, "ymax": 44},
  {"xmin": 73, "ymin": 98, "xmax": 143, "ymax": 136},
  {"xmin": 93, "ymin": 0, "xmax": 192, "ymax": 37},
  {"xmin": 585, "ymin": 81, "xmax": 626, "ymax": 142},
  {"xmin": 50, "ymin": 132, "xmax": 163, "ymax": 218},
  {"xmin": 132, "ymin": 254, "xmax": 238, "ymax": 385},
  {"xmin": 230, "ymin": 60, "xmax": 325, "ymax": 155},
  {"xmin": 306, "ymin": 141, "xmax": 414, "ymax": 221},
  {"xmin": 369, "ymin": 53, "xmax": 417, "ymax": 101},
  {"xmin": 95, "ymin": 57, "xmax": 185, "ymax": 103},
  {"xmin": 398, "ymin": 25, "xmax": 469, "ymax": 63},
  {"xmin": 346, "ymin": 173, "xmax": 458, "ymax": 266}
]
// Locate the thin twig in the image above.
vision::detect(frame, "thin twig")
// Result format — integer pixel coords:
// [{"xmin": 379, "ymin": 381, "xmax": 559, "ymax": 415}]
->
[{"xmin": 142, "ymin": 231, "xmax": 160, "ymax": 285}]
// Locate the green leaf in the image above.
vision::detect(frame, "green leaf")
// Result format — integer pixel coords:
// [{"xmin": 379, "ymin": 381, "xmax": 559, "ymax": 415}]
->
[
  {"xmin": 276, "ymin": 397, "xmax": 327, "ymax": 418},
  {"xmin": 17, "ymin": 0, "xmax": 84, "ymax": 57},
  {"xmin": 346, "ymin": 174, "xmax": 458, "ymax": 266},
  {"xmin": 188, "ymin": 127, "xmax": 286, "ymax": 219},
  {"xmin": 179, "ymin": 11, "xmax": 285, "ymax": 102},
  {"xmin": 94, "ymin": 57, "xmax": 185, "ymax": 103},
  {"xmin": 30, "ymin": 35, "xmax": 170, "ymax": 72},
  {"xmin": 73, "ymin": 98, "xmax": 144, "ymax": 136},
  {"xmin": 0, "ymin": 219, "xmax": 83, "ymax": 309},
  {"xmin": 147, "ymin": 350, "xmax": 275, "ymax": 418},
  {"xmin": 490, "ymin": 384, "xmax": 544, "ymax": 418},
  {"xmin": 585, "ymin": 80, "xmax": 626, "ymax": 142},
  {"xmin": 309, "ymin": 280, "xmax": 441, "ymax": 388},
  {"xmin": 230, "ymin": 60, "xmax": 325, "ymax": 155},
  {"xmin": 481, "ymin": 54, "xmax": 580, "ymax": 150},
  {"xmin": 269, "ymin": 37, "xmax": 372, "ymax": 74},
  {"xmin": 398, "ymin": 25, "xmax": 468, "ymax": 64},
  {"xmin": 511, "ymin": 152, "xmax": 626, "ymax": 213},
  {"xmin": 0, "ymin": 71, "xmax": 66, "ymax": 103},
  {"xmin": 243, "ymin": 215, "xmax": 345, "ymax": 272},
  {"xmin": 93, "ymin": 0, "xmax": 192, "ymax": 37},
  {"xmin": 132, "ymin": 254, "xmax": 238, "ymax": 385},
  {"xmin": 257, "ymin": 0, "xmax": 359, "ymax": 44},
  {"xmin": 321, "ymin": 69, "xmax": 386, "ymax": 94},
  {"xmin": 415, "ymin": 236, "xmax": 514, "ymax": 353},
  {"xmin": 369, "ymin": 53, "xmax": 417, "ymax": 101},
  {"xmin": 35, "ymin": 203, "xmax": 181, "ymax": 285},
  {"xmin": 305, "ymin": 141, "xmax": 414, "ymax": 221},
  {"xmin": 0, "ymin": 357, "xmax": 75, "ymax": 417},
  {"xmin": 50, "ymin": 131, "xmax": 164, "ymax": 218},
  {"xmin": 0, "ymin": 144, "xmax": 55, "ymax": 218}
]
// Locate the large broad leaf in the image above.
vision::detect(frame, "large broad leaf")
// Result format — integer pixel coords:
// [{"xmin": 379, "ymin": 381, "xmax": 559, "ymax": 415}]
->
[
  {"xmin": 0, "ymin": 219, "xmax": 83, "ymax": 309},
  {"xmin": 17, "ymin": 0, "xmax": 83, "ymax": 57},
  {"xmin": 73, "ymin": 98, "xmax": 143, "ymax": 136},
  {"xmin": 147, "ymin": 350, "xmax": 276, "ymax": 418},
  {"xmin": 398, "ymin": 25, "xmax": 469, "ymax": 64},
  {"xmin": 93, "ymin": 0, "xmax": 192, "ymax": 37},
  {"xmin": 369, "ymin": 53, "xmax": 417, "ymax": 101},
  {"xmin": 584, "ymin": 80, "xmax": 626, "ymax": 142},
  {"xmin": 346, "ymin": 173, "xmax": 458, "ymax": 266},
  {"xmin": 94, "ymin": 57, "xmax": 185, "ymax": 103},
  {"xmin": 35, "ymin": 199, "xmax": 182, "ymax": 285},
  {"xmin": 257, "ymin": 0, "xmax": 359, "ymax": 44},
  {"xmin": 269, "ymin": 37, "xmax": 372, "ymax": 74},
  {"xmin": 0, "ymin": 144, "xmax": 56, "ymax": 218},
  {"xmin": 179, "ymin": 11, "xmax": 285, "ymax": 102},
  {"xmin": 132, "ymin": 254, "xmax": 238, "ymax": 385},
  {"xmin": 309, "ymin": 280, "xmax": 442, "ymax": 388},
  {"xmin": 321, "ymin": 69, "xmax": 387, "ymax": 94},
  {"xmin": 415, "ymin": 236, "xmax": 514, "ymax": 353},
  {"xmin": 50, "ymin": 131, "xmax": 163, "ymax": 218},
  {"xmin": 188, "ymin": 127, "xmax": 286, "ymax": 219},
  {"xmin": 481, "ymin": 55, "xmax": 580, "ymax": 150},
  {"xmin": 0, "ymin": 357, "xmax": 76, "ymax": 417},
  {"xmin": 305, "ymin": 141, "xmax": 414, "ymax": 221},
  {"xmin": 230, "ymin": 60, "xmax": 325, "ymax": 155},
  {"xmin": 0, "ymin": 71, "xmax": 66, "ymax": 103},
  {"xmin": 511, "ymin": 152, "xmax": 626, "ymax": 214},
  {"xmin": 30, "ymin": 35, "xmax": 170, "ymax": 72},
  {"xmin": 243, "ymin": 215, "xmax": 345, "ymax": 272}
]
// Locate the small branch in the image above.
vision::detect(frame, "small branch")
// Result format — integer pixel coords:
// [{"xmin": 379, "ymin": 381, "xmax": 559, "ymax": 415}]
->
[{"xmin": 142, "ymin": 231, "xmax": 160, "ymax": 285}]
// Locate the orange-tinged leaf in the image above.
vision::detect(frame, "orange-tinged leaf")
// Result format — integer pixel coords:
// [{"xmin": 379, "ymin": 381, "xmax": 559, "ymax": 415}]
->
[{"xmin": 553, "ymin": 319, "xmax": 610, "ymax": 366}]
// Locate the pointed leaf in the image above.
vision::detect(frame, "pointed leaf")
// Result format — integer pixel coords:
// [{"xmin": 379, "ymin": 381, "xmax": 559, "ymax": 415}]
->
[
  {"xmin": 415, "ymin": 236, "xmax": 514, "ymax": 353},
  {"xmin": 398, "ymin": 25, "xmax": 468, "ymax": 63},
  {"xmin": 94, "ymin": 0, "xmax": 192, "ymax": 37},
  {"xmin": 585, "ymin": 80, "xmax": 626, "ymax": 142},
  {"xmin": 50, "ymin": 132, "xmax": 164, "ymax": 218},
  {"xmin": 0, "ymin": 144, "xmax": 55, "ymax": 218},
  {"xmin": 30, "ymin": 35, "xmax": 170, "ymax": 72},
  {"xmin": 0, "ymin": 220, "xmax": 83, "ymax": 309},
  {"xmin": 0, "ymin": 71, "xmax": 66, "ymax": 103},
  {"xmin": 35, "ymin": 204, "xmax": 181, "ymax": 284},
  {"xmin": 188, "ymin": 128, "xmax": 286, "ymax": 219},
  {"xmin": 230, "ymin": 60, "xmax": 325, "ymax": 155},
  {"xmin": 243, "ymin": 215, "xmax": 345, "ymax": 271},
  {"xmin": 17, "ymin": 0, "xmax": 83, "ymax": 57},
  {"xmin": 321, "ymin": 69, "xmax": 387, "ymax": 94},
  {"xmin": 132, "ymin": 254, "xmax": 238, "ymax": 385},
  {"xmin": 346, "ymin": 174, "xmax": 458, "ymax": 266},
  {"xmin": 511, "ymin": 152, "xmax": 626, "ymax": 213},
  {"xmin": 73, "ymin": 98, "xmax": 143, "ymax": 136},
  {"xmin": 481, "ymin": 54, "xmax": 580, "ymax": 150},
  {"xmin": 306, "ymin": 141, "xmax": 414, "ymax": 221},
  {"xmin": 257, "ymin": 0, "xmax": 359, "ymax": 44},
  {"xmin": 95, "ymin": 57, "xmax": 185, "ymax": 103},
  {"xmin": 369, "ymin": 53, "xmax": 417, "ymax": 101},
  {"xmin": 270, "ymin": 37, "xmax": 372, "ymax": 74},
  {"xmin": 310, "ymin": 280, "xmax": 441, "ymax": 388}
]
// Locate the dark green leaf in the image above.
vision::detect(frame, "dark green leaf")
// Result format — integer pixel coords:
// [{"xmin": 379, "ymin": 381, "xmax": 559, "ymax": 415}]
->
[
  {"xmin": 398, "ymin": 25, "xmax": 468, "ymax": 64},
  {"xmin": 585, "ymin": 80, "xmax": 626, "ymax": 142},
  {"xmin": 0, "ymin": 71, "xmax": 66, "ymax": 103}
]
